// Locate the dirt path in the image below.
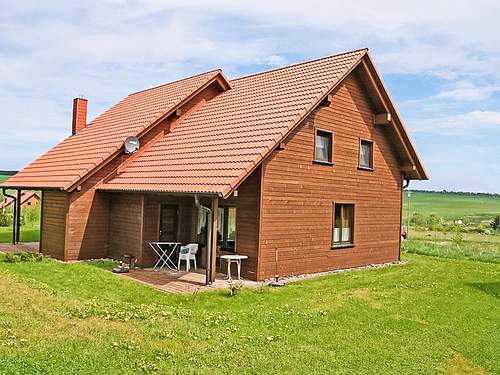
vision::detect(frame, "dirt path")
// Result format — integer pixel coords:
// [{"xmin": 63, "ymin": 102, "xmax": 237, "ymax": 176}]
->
[{"xmin": 0, "ymin": 242, "xmax": 39, "ymax": 253}]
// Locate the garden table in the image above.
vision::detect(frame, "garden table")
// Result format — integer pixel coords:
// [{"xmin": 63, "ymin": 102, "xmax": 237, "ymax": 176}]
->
[
  {"xmin": 148, "ymin": 242, "xmax": 181, "ymax": 271},
  {"xmin": 220, "ymin": 254, "xmax": 248, "ymax": 280}
]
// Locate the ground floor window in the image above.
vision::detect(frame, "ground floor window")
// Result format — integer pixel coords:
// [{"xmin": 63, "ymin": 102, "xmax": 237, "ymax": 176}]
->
[
  {"xmin": 332, "ymin": 203, "xmax": 354, "ymax": 247},
  {"xmin": 218, "ymin": 206, "xmax": 236, "ymax": 251}
]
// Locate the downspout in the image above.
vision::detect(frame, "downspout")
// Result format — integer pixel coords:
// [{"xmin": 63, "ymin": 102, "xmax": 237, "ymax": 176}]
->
[
  {"xmin": 2, "ymin": 188, "xmax": 17, "ymax": 245},
  {"xmin": 194, "ymin": 195, "xmax": 213, "ymax": 285},
  {"xmin": 399, "ymin": 178, "xmax": 410, "ymax": 262},
  {"xmin": 402, "ymin": 178, "xmax": 410, "ymax": 190}
]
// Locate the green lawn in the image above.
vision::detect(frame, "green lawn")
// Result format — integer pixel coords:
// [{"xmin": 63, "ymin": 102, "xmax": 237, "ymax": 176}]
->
[
  {"xmin": 403, "ymin": 190, "xmax": 500, "ymax": 222},
  {"xmin": 0, "ymin": 225, "xmax": 39, "ymax": 243},
  {"xmin": 0, "ymin": 252, "xmax": 498, "ymax": 374},
  {"xmin": 0, "ymin": 174, "xmax": 11, "ymax": 184}
]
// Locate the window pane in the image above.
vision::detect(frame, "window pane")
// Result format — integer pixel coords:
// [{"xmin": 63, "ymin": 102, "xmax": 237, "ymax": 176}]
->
[
  {"xmin": 332, "ymin": 204, "xmax": 354, "ymax": 245},
  {"xmin": 359, "ymin": 141, "xmax": 373, "ymax": 168},
  {"xmin": 315, "ymin": 131, "xmax": 331, "ymax": 162},
  {"xmin": 217, "ymin": 208, "xmax": 224, "ymax": 242},
  {"xmin": 196, "ymin": 209, "xmax": 207, "ymax": 244},
  {"xmin": 227, "ymin": 207, "xmax": 236, "ymax": 241}
]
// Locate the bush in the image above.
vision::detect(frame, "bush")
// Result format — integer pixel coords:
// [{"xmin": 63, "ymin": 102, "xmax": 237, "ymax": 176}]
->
[
  {"xmin": 3, "ymin": 252, "xmax": 46, "ymax": 263},
  {"xmin": 0, "ymin": 211, "xmax": 13, "ymax": 227},
  {"xmin": 23, "ymin": 205, "xmax": 40, "ymax": 226},
  {"xmin": 491, "ymin": 216, "xmax": 500, "ymax": 230}
]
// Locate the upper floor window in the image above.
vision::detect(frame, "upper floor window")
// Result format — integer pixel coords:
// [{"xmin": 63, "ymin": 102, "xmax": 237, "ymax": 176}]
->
[
  {"xmin": 359, "ymin": 139, "xmax": 374, "ymax": 170},
  {"xmin": 315, "ymin": 129, "xmax": 333, "ymax": 164}
]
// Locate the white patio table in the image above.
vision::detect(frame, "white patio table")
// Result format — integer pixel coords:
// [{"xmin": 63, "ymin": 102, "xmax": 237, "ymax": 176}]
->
[
  {"xmin": 148, "ymin": 242, "xmax": 182, "ymax": 271},
  {"xmin": 220, "ymin": 254, "xmax": 248, "ymax": 280}
]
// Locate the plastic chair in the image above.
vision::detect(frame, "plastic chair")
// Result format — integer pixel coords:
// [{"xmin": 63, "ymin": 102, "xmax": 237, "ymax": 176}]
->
[{"xmin": 177, "ymin": 244, "xmax": 198, "ymax": 271}]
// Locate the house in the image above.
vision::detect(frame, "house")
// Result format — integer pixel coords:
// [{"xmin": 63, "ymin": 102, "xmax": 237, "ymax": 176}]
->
[
  {"xmin": 0, "ymin": 48, "xmax": 427, "ymax": 282},
  {"xmin": 0, "ymin": 191, "xmax": 40, "ymax": 211}
]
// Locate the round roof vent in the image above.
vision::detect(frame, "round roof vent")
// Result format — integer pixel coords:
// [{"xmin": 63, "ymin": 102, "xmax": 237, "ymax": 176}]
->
[{"xmin": 124, "ymin": 136, "xmax": 140, "ymax": 154}]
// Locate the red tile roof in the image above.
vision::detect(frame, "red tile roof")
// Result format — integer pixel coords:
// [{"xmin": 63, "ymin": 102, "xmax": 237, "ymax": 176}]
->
[
  {"xmin": 2, "ymin": 69, "xmax": 226, "ymax": 190},
  {"xmin": 2, "ymin": 48, "xmax": 426, "ymax": 197},
  {"xmin": 99, "ymin": 49, "xmax": 368, "ymax": 197}
]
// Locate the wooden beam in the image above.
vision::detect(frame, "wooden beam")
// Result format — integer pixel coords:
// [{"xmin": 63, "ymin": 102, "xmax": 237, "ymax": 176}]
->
[
  {"xmin": 374, "ymin": 113, "xmax": 391, "ymax": 125},
  {"xmin": 401, "ymin": 164, "xmax": 416, "ymax": 172},
  {"xmin": 210, "ymin": 196, "xmax": 219, "ymax": 283}
]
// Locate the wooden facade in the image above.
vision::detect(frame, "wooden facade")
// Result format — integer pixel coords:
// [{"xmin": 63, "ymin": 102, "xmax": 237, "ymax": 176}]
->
[{"xmin": 257, "ymin": 73, "xmax": 403, "ymax": 279}]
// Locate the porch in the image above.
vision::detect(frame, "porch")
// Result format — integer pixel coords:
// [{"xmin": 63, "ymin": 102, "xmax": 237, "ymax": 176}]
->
[
  {"xmin": 117, "ymin": 267, "xmax": 260, "ymax": 294},
  {"xmin": 105, "ymin": 168, "xmax": 261, "ymax": 284}
]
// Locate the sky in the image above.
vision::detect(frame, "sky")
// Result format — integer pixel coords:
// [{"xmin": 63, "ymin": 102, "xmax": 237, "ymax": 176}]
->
[{"xmin": 0, "ymin": 0, "xmax": 499, "ymax": 193}]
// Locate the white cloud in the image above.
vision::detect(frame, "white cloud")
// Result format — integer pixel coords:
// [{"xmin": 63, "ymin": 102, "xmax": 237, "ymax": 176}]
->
[
  {"xmin": 433, "ymin": 81, "xmax": 500, "ymax": 101},
  {"xmin": 265, "ymin": 55, "xmax": 288, "ymax": 67},
  {"xmin": 413, "ymin": 110, "xmax": 500, "ymax": 134}
]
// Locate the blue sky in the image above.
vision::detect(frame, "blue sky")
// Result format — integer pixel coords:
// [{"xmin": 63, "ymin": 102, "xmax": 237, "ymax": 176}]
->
[{"xmin": 1, "ymin": 1, "xmax": 499, "ymax": 193}]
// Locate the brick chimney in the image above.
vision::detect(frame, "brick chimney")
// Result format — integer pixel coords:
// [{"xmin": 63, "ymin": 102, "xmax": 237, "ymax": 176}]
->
[{"xmin": 72, "ymin": 98, "xmax": 88, "ymax": 135}]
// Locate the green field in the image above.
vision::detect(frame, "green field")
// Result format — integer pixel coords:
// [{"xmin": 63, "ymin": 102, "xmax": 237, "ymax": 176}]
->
[
  {"xmin": 403, "ymin": 190, "xmax": 500, "ymax": 223},
  {"xmin": 0, "ymin": 174, "xmax": 11, "ymax": 184},
  {"xmin": 0, "ymin": 252, "xmax": 498, "ymax": 374}
]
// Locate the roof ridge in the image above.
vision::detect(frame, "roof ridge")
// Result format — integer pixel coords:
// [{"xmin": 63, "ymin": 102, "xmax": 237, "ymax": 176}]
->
[
  {"xmin": 230, "ymin": 48, "xmax": 368, "ymax": 82},
  {"xmin": 129, "ymin": 68, "xmax": 221, "ymax": 96}
]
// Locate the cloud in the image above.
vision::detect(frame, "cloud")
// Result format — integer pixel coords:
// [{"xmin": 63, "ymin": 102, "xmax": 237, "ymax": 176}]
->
[
  {"xmin": 413, "ymin": 110, "xmax": 500, "ymax": 134},
  {"xmin": 433, "ymin": 81, "xmax": 500, "ymax": 101},
  {"xmin": 265, "ymin": 55, "xmax": 288, "ymax": 67}
]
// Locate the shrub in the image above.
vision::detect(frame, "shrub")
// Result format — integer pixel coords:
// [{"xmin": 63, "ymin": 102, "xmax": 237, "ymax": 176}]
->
[
  {"xmin": 227, "ymin": 279, "xmax": 243, "ymax": 297},
  {"xmin": 0, "ymin": 211, "xmax": 12, "ymax": 227},
  {"xmin": 24, "ymin": 206, "xmax": 40, "ymax": 226},
  {"xmin": 3, "ymin": 252, "xmax": 46, "ymax": 263},
  {"xmin": 491, "ymin": 215, "xmax": 500, "ymax": 230}
]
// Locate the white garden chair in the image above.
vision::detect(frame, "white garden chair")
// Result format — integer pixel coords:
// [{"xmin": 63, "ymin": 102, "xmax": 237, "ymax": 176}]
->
[{"xmin": 177, "ymin": 244, "xmax": 198, "ymax": 271}]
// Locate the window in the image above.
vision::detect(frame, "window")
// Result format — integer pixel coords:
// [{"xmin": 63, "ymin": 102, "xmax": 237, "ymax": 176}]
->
[
  {"xmin": 315, "ymin": 130, "xmax": 333, "ymax": 163},
  {"xmin": 359, "ymin": 139, "xmax": 374, "ymax": 170},
  {"xmin": 332, "ymin": 204, "xmax": 354, "ymax": 247},
  {"xmin": 217, "ymin": 206, "xmax": 236, "ymax": 251}
]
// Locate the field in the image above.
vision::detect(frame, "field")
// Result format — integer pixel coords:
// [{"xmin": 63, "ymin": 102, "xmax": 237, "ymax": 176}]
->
[
  {"xmin": 0, "ymin": 175, "xmax": 10, "ymax": 184},
  {"xmin": 0, "ymin": 252, "xmax": 498, "ymax": 374},
  {"xmin": 403, "ymin": 190, "xmax": 500, "ymax": 223}
]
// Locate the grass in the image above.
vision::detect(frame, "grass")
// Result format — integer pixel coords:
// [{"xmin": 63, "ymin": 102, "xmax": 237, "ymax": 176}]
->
[
  {"xmin": 0, "ymin": 225, "xmax": 39, "ymax": 243},
  {"xmin": 403, "ymin": 190, "xmax": 500, "ymax": 222},
  {"xmin": 0, "ymin": 174, "xmax": 11, "ymax": 184},
  {"xmin": 403, "ymin": 238, "xmax": 499, "ymax": 263},
  {"xmin": 0, "ymin": 253, "xmax": 498, "ymax": 374}
]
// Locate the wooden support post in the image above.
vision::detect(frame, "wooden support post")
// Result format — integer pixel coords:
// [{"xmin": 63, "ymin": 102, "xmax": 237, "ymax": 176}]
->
[
  {"xmin": 210, "ymin": 196, "xmax": 219, "ymax": 283},
  {"xmin": 16, "ymin": 189, "xmax": 21, "ymax": 244}
]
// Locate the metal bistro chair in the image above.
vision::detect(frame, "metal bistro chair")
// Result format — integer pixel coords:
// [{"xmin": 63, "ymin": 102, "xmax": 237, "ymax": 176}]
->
[{"xmin": 177, "ymin": 244, "xmax": 199, "ymax": 271}]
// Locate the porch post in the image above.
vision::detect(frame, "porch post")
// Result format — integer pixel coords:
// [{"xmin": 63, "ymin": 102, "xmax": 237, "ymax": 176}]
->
[
  {"xmin": 210, "ymin": 196, "xmax": 219, "ymax": 283},
  {"xmin": 15, "ymin": 189, "xmax": 21, "ymax": 244}
]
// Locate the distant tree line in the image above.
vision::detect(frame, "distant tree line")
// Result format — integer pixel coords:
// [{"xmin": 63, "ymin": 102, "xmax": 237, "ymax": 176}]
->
[
  {"xmin": 408, "ymin": 189, "xmax": 500, "ymax": 197},
  {"xmin": 0, "ymin": 170, "xmax": 18, "ymax": 176}
]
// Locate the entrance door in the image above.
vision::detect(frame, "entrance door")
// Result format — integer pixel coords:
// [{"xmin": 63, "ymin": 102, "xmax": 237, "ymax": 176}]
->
[{"xmin": 159, "ymin": 204, "xmax": 179, "ymax": 242}]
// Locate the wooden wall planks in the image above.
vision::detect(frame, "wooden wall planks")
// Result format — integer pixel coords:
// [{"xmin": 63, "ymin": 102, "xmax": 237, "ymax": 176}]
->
[{"xmin": 258, "ymin": 73, "xmax": 403, "ymax": 279}]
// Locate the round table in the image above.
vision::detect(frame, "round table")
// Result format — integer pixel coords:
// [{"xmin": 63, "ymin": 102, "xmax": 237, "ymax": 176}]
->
[{"xmin": 220, "ymin": 254, "xmax": 248, "ymax": 280}]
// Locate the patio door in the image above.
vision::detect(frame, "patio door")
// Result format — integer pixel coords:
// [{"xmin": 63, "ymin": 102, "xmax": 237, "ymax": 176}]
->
[{"xmin": 159, "ymin": 204, "xmax": 178, "ymax": 242}]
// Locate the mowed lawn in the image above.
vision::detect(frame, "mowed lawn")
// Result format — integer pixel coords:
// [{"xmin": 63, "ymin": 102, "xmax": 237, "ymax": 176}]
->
[
  {"xmin": 403, "ymin": 191, "xmax": 500, "ymax": 221},
  {"xmin": 0, "ymin": 254, "xmax": 498, "ymax": 374}
]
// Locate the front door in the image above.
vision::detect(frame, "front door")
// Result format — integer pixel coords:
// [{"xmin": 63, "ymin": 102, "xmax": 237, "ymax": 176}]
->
[{"xmin": 159, "ymin": 204, "xmax": 179, "ymax": 242}]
